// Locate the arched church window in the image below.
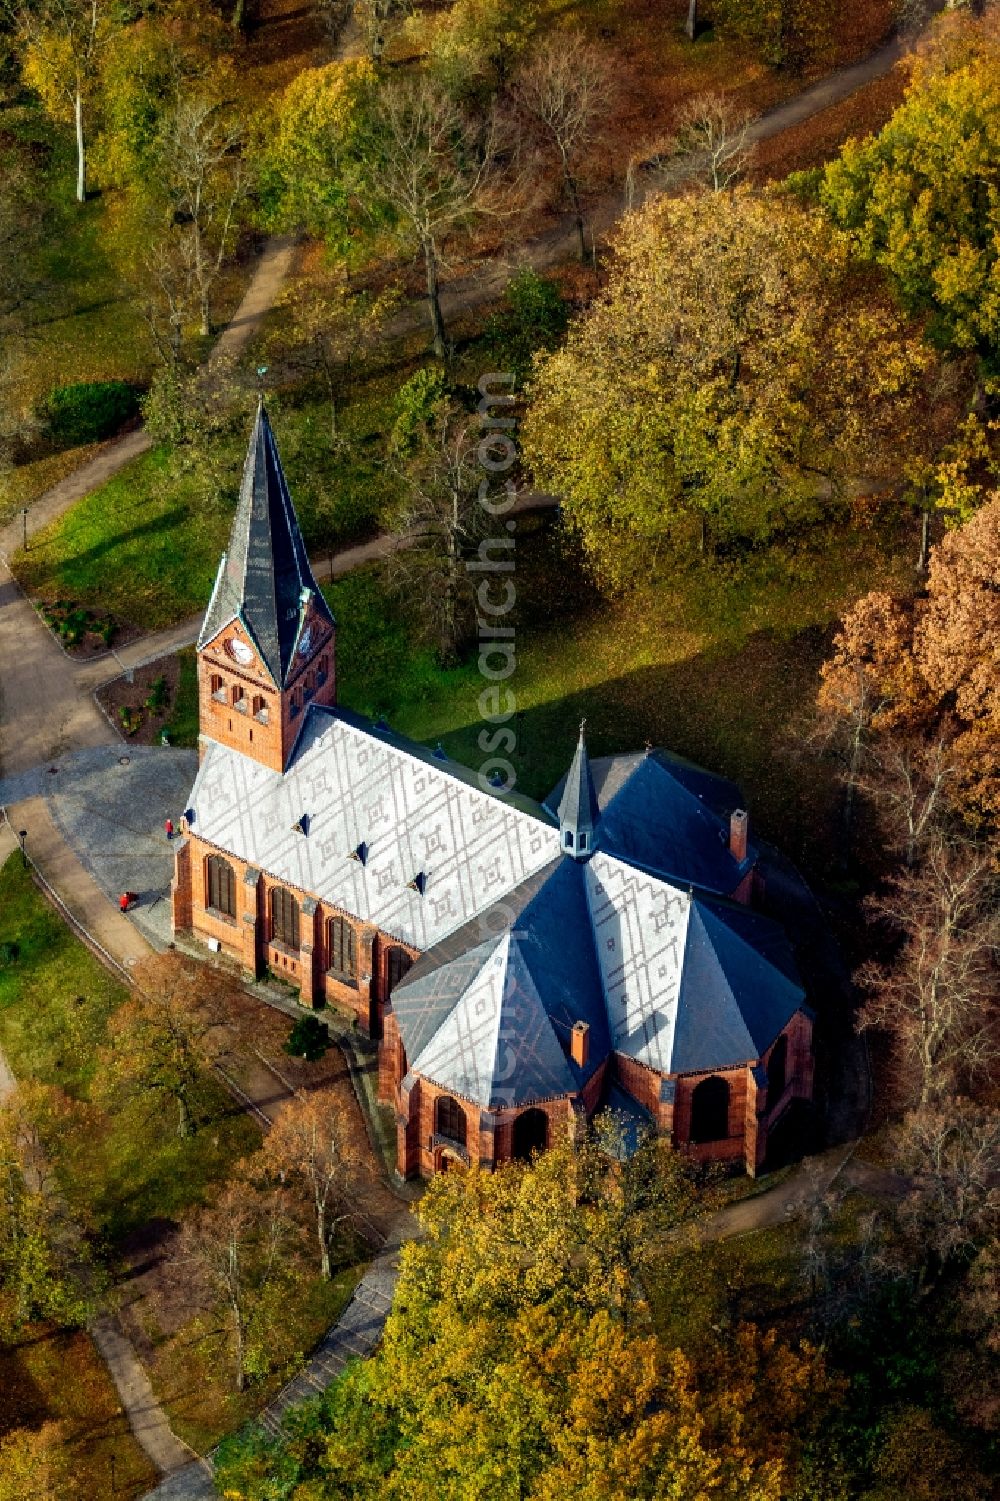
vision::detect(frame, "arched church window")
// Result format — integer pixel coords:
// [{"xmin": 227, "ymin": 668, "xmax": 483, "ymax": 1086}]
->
[
  {"xmin": 232, "ymin": 684, "xmax": 247, "ymax": 713},
  {"xmin": 210, "ymin": 673, "xmax": 226, "ymax": 702},
  {"xmin": 436, "ymin": 1095, "xmax": 467, "ymax": 1147},
  {"xmin": 206, "ymin": 854, "xmax": 235, "ymax": 918},
  {"xmin": 317, "ymin": 656, "xmax": 329, "ymax": 686},
  {"xmin": 512, "ymin": 1108, "xmax": 548, "ymax": 1161},
  {"xmin": 271, "ymin": 887, "xmax": 300, "ymax": 950},
  {"xmin": 327, "ymin": 915, "xmax": 357, "ymax": 983},
  {"xmin": 290, "ymin": 689, "xmax": 302, "ymax": 720},
  {"xmin": 252, "ymin": 694, "xmax": 268, "ymax": 724},
  {"xmin": 304, "ymin": 672, "xmax": 315, "ymax": 702},
  {"xmin": 386, "ymin": 946, "xmax": 413, "ymax": 996},
  {"xmin": 690, "ymin": 1075, "xmax": 730, "ymax": 1144}
]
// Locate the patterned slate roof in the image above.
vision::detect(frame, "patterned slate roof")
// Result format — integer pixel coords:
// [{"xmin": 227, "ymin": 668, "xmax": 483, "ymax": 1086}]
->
[
  {"xmin": 391, "ymin": 846, "xmax": 804, "ymax": 1100},
  {"xmin": 198, "ymin": 401, "xmax": 334, "ymax": 687},
  {"xmin": 546, "ymin": 749, "xmax": 754, "ymax": 897},
  {"xmin": 187, "ymin": 705, "xmax": 561, "ymax": 950},
  {"xmin": 392, "ymin": 858, "xmax": 610, "ymax": 1106}
]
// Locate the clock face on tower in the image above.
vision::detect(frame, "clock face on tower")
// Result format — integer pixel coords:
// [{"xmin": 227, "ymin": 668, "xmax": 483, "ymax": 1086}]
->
[
  {"xmin": 226, "ymin": 637, "xmax": 255, "ymax": 667},
  {"xmin": 298, "ymin": 625, "xmax": 313, "ymax": 657}
]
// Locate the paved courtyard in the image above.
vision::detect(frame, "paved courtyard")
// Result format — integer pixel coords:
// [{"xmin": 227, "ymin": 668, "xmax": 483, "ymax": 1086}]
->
[{"xmin": 0, "ymin": 744, "xmax": 198, "ymax": 950}]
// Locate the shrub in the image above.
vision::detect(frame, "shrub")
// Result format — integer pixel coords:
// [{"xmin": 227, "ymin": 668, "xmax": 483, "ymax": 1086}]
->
[
  {"xmin": 145, "ymin": 675, "xmax": 168, "ymax": 714},
  {"xmin": 485, "ymin": 269, "xmax": 569, "ymax": 387},
  {"xmin": 390, "ymin": 365, "xmax": 450, "ymax": 456},
  {"xmin": 44, "ymin": 381, "xmax": 141, "ymax": 447},
  {"xmin": 284, "ymin": 1015, "xmax": 331, "ymax": 1062},
  {"xmin": 0, "ymin": 941, "xmax": 19, "ymax": 966}
]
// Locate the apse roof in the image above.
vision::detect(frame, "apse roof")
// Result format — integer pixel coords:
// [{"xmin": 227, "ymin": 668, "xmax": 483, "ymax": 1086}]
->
[{"xmin": 198, "ymin": 400, "xmax": 334, "ymax": 687}]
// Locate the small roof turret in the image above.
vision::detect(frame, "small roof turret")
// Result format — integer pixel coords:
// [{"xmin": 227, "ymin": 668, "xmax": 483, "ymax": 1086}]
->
[
  {"xmin": 198, "ymin": 399, "xmax": 334, "ymax": 687},
  {"xmin": 557, "ymin": 720, "xmax": 599, "ymax": 859}
]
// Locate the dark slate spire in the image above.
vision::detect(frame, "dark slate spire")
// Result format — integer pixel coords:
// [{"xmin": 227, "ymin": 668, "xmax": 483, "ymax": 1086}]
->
[
  {"xmin": 198, "ymin": 400, "xmax": 334, "ymax": 687},
  {"xmin": 557, "ymin": 720, "xmax": 599, "ymax": 859}
]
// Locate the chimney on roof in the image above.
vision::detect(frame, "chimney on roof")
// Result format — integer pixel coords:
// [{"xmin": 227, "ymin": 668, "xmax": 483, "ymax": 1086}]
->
[
  {"xmin": 570, "ymin": 1020, "xmax": 590, "ymax": 1068},
  {"xmin": 730, "ymin": 808, "xmax": 749, "ymax": 864}
]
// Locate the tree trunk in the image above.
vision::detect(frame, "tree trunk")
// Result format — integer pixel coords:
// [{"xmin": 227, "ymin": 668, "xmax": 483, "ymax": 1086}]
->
[
  {"xmin": 177, "ymin": 1093, "xmax": 193, "ymax": 1139},
  {"xmin": 318, "ymin": 1204, "xmax": 331, "ymax": 1279},
  {"xmin": 423, "ymin": 239, "xmax": 447, "ymax": 359},
  {"xmin": 199, "ymin": 289, "xmax": 211, "ymax": 339},
  {"xmin": 918, "ymin": 504, "xmax": 930, "ymax": 574},
  {"xmin": 686, "ymin": 0, "xmax": 698, "ymax": 41},
  {"xmin": 75, "ymin": 89, "xmax": 86, "ymax": 204}
]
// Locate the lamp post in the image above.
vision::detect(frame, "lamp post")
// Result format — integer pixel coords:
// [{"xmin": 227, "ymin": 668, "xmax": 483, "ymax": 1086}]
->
[{"xmin": 17, "ymin": 829, "xmax": 27, "ymax": 869}]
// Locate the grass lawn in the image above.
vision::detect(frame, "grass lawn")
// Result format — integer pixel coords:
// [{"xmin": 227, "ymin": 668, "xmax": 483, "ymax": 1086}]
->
[
  {"xmin": 12, "ymin": 385, "xmax": 398, "ymax": 631},
  {"xmin": 0, "ymin": 1325, "xmax": 157, "ymax": 1499},
  {"xmin": 163, "ymin": 647, "xmax": 201, "ymax": 748},
  {"xmin": 0, "ymin": 855, "xmax": 261, "ymax": 1244},
  {"xmin": 327, "ymin": 511, "xmax": 914, "ymax": 874},
  {"xmin": 148, "ymin": 1262, "xmax": 366, "ymax": 1455}
]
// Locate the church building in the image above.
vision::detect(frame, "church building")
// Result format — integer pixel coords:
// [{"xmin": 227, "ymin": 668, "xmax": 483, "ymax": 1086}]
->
[{"xmin": 171, "ymin": 404, "xmax": 815, "ymax": 1178}]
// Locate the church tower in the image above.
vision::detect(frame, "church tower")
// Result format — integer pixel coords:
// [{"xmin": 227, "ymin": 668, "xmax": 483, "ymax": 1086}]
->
[{"xmin": 195, "ymin": 401, "xmax": 336, "ymax": 774}]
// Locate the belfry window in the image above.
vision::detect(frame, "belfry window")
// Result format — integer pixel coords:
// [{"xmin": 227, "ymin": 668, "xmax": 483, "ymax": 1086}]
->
[
  {"xmin": 317, "ymin": 656, "xmax": 329, "ymax": 686},
  {"xmin": 270, "ymin": 887, "xmax": 300, "ymax": 950},
  {"xmin": 252, "ymin": 694, "xmax": 268, "ymax": 723},
  {"xmin": 206, "ymin": 855, "xmax": 235, "ymax": 918},
  {"xmin": 290, "ymin": 690, "xmax": 302, "ymax": 720},
  {"xmin": 232, "ymin": 684, "xmax": 247, "ymax": 713},
  {"xmin": 210, "ymin": 674, "xmax": 226, "ymax": 702},
  {"xmin": 564, "ymin": 831, "xmax": 574, "ymax": 850}
]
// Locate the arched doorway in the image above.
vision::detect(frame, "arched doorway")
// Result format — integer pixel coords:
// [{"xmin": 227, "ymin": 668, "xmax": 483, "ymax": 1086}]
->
[
  {"xmin": 766, "ymin": 1034, "xmax": 788, "ymax": 1113},
  {"xmin": 689, "ymin": 1075, "xmax": 730, "ymax": 1144},
  {"xmin": 512, "ymin": 1108, "xmax": 548, "ymax": 1162}
]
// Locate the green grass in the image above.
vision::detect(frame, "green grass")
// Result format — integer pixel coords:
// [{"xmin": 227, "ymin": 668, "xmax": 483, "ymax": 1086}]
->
[
  {"xmin": 163, "ymin": 647, "xmax": 201, "ymax": 748},
  {"xmin": 12, "ymin": 387, "xmax": 397, "ymax": 630},
  {"xmin": 0, "ymin": 855, "xmax": 260, "ymax": 1243},
  {"xmin": 327, "ymin": 512, "xmax": 914, "ymax": 869}
]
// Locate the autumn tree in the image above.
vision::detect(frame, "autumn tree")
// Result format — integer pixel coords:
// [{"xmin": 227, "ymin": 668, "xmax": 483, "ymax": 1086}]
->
[
  {"xmin": 265, "ymin": 265, "xmax": 395, "ymax": 446},
  {"xmin": 366, "ymin": 75, "xmax": 500, "ymax": 359},
  {"xmin": 856, "ymin": 837, "xmax": 1000, "ymax": 1108},
  {"xmin": 255, "ymin": 58, "xmax": 377, "ymax": 257},
  {"xmin": 257, "ymin": 1088, "xmax": 364, "ymax": 1280},
  {"xmin": 892, "ymin": 1099, "xmax": 1000, "ymax": 1266},
  {"xmin": 524, "ymin": 189, "xmax": 932, "ymax": 587},
  {"xmin": 157, "ymin": 91, "xmax": 247, "ymax": 338},
  {"xmin": 412, "ymin": 0, "xmax": 537, "ymax": 100},
  {"xmin": 97, "ymin": 954, "xmax": 231, "ymax": 1138},
  {"xmin": 514, "ymin": 31, "xmax": 614, "ymax": 264},
  {"xmin": 715, "ymin": 0, "xmax": 835, "ymax": 72},
  {"xmin": 214, "ymin": 1134, "xmax": 839, "ymax": 1501},
  {"xmin": 173, "ymin": 1182, "xmax": 299, "ymax": 1391},
  {"xmin": 7, "ymin": 0, "xmax": 120, "ymax": 202},
  {"xmin": 387, "ymin": 385, "xmax": 493, "ymax": 664},
  {"xmin": 813, "ymin": 591, "xmax": 927, "ymax": 848},
  {"xmin": 0, "ymin": 1424, "xmax": 73, "ymax": 1501},
  {"xmin": 0, "ymin": 1088, "xmax": 91, "ymax": 1334},
  {"xmin": 820, "ymin": 23, "xmax": 1000, "ymax": 358},
  {"xmin": 672, "ymin": 91, "xmax": 756, "ymax": 193}
]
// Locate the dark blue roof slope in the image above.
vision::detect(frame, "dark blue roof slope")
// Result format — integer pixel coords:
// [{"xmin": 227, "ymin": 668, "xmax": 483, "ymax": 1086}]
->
[
  {"xmin": 545, "ymin": 748, "xmax": 753, "ymax": 896},
  {"xmin": 199, "ymin": 401, "xmax": 334, "ymax": 686},
  {"xmin": 671, "ymin": 898, "xmax": 805, "ymax": 1072},
  {"xmin": 598, "ymin": 755, "xmax": 751, "ymax": 896},
  {"xmin": 393, "ymin": 858, "xmax": 610, "ymax": 1104}
]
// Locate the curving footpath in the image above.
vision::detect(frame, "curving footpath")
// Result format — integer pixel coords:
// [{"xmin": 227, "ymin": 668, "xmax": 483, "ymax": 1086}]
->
[{"xmin": 0, "ymin": 23, "xmax": 935, "ymax": 1496}]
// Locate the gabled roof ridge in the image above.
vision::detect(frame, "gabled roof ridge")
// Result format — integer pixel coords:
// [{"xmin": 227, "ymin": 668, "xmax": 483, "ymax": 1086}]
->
[{"xmin": 298, "ymin": 702, "xmax": 556, "ymax": 825}]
